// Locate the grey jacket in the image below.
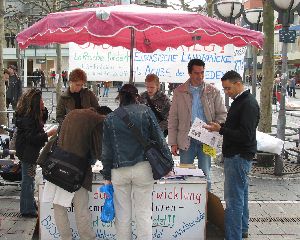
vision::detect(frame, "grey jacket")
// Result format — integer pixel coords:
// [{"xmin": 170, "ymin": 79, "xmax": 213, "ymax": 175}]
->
[{"xmin": 168, "ymin": 80, "xmax": 227, "ymax": 150}]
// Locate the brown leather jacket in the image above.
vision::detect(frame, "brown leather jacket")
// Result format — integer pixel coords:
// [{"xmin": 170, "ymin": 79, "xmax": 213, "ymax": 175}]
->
[{"xmin": 56, "ymin": 87, "xmax": 99, "ymax": 123}]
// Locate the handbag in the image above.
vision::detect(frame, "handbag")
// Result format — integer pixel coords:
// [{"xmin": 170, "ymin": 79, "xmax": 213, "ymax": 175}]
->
[
  {"xmin": 114, "ymin": 107, "xmax": 173, "ymax": 180},
  {"xmin": 41, "ymin": 146, "xmax": 87, "ymax": 193}
]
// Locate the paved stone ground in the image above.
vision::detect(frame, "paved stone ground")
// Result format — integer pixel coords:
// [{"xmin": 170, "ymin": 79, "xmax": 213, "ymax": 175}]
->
[{"xmin": 0, "ymin": 85, "xmax": 299, "ymax": 239}]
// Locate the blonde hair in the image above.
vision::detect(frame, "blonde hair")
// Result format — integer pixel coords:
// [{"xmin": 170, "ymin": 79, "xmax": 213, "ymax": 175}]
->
[{"xmin": 145, "ymin": 74, "xmax": 160, "ymax": 88}]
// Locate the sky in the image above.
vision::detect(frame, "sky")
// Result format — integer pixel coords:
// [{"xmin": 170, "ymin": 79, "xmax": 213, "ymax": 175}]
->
[{"xmin": 168, "ymin": 0, "xmax": 206, "ymax": 8}]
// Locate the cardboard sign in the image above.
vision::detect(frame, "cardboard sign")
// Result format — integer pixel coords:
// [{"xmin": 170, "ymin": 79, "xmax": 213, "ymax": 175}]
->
[{"xmin": 39, "ymin": 179, "xmax": 207, "ymax": 240}]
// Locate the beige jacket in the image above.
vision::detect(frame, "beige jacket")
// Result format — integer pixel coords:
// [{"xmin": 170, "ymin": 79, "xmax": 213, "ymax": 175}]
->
[{"xmin": 168, "ymin": 80, "xmax": 227, "ymax": 150}]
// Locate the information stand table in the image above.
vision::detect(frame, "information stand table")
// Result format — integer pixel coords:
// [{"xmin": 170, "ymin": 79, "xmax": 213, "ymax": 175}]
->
[{"xmin": 39, "ymin": 175, "xmax": 207, "ymax": 240}]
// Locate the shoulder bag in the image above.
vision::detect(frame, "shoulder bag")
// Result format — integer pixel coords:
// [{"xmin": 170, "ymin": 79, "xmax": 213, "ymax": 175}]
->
[
  {"xmin": 114, "ymin": 107, "xmax": 173, "ymax": 180},
  {"xmin": 40, "ymin": 143, "xmax": 87, "ymax": 193}
]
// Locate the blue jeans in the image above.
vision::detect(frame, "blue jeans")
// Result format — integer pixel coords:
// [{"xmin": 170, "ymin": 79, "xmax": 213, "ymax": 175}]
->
[
  {"xmin": 179, "ymin": 139, "xmax": 211, "ymax": 190},
  {"xmin": 103, "ymin": 87, "xmax": 109, "ymax": 97},
  {"xmin": 20, "ymin": 162, "xmax": 36, "ymax": 215},
  {"xmin": 224, "ymin": 155, "xmax": 252, "ymax": 240}
]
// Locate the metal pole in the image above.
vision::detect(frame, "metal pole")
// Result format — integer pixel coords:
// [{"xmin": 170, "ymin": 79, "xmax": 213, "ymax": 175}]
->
[
  {"xmin": 252, "ymin": 46, "xmax": 258, "ymax": 98},
  {"xmin": 129, "ymin": 27, "xmax": 135, "ymax": 84},
  {"xmin": 275, "ymin": 31, "xmax": 288, "ymax": 176}
]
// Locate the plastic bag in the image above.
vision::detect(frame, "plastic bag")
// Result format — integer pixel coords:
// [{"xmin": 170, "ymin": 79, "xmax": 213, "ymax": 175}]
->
[
  {"xmin": 99, "ymin": 184, "xmax": 115, "ymax": 223},
  {"xmin": 256, "ymin": 131, "xmax": 284, "ymax": 155}
]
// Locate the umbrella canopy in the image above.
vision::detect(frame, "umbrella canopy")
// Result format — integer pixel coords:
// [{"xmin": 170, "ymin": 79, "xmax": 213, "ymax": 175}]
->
[{"xmin": 17, "ymin": 4, "xmax": 263, "ymax": 52}]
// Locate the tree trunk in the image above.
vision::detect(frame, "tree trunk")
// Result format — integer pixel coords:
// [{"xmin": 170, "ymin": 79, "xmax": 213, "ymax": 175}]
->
[
  {"xmin": 0, "ymin": 0, "xmax": 8, "ymax": 133},
  {"xmin": 56, "ymin": 44, "xmax": 62, "ymax": 101},
  {"xmin": 258, "ymin": 0, "xmax": 274, "ymax": 133},
  {"xmin": 206, "ymin": 0, "xmax": 213, "ymax": 17}
]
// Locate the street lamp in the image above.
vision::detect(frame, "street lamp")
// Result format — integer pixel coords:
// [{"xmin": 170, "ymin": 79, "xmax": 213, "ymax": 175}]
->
[
  {"xmin": 243, "ymin": 8, "xmax": 263, "ymax": 98},
  {"xmin": 270, "ymin": 0, "xmax": 300, "ymax": 175},
  {"xmin": 214, "ymin": 0, "xmax": 244, "ymax": 109}
]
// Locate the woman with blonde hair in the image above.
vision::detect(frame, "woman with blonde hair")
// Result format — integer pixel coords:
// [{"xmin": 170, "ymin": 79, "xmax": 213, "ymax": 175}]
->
[
  {"xmin": 139, "ymin": 73, "xmax": 171, "ymax": 137},
  {"xmin": 15, "ymin": 88, "xmax": 57, "ymax": 217}
]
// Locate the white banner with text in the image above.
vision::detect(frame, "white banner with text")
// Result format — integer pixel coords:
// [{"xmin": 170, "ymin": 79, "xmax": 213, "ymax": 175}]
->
[{"xmin": 69, "ymin": 43, "xmax": 246, "ymax": 83}]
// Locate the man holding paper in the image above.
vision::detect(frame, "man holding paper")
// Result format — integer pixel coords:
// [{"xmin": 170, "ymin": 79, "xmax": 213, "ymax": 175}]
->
[
  {"xmin": 168, "ymin": 59, "xmax": 227, "ymax": 190},
  {"xmin": 204, "ymin": 70, "xmax": 260, "ymax": 240}
]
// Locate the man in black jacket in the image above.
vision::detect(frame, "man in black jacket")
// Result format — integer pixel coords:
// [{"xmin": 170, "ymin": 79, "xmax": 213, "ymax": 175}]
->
[{"xmin": 204, "ymin": 70, "xmax": 259, "ymax": 240}]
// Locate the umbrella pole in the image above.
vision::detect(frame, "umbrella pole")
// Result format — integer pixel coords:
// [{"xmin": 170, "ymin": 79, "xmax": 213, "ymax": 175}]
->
[{"xmin": 129, "ymin": 28, "xmax": 135, "ymax": 84}]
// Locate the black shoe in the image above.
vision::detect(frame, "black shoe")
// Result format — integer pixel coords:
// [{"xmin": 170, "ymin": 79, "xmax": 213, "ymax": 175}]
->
[
  {"xmin": 242, "ymin": 232, "xmax": 248, "ymax": 238},
  {"xmin": 21, "ymin": 212, "xmax": 38, "ymax": 218}
]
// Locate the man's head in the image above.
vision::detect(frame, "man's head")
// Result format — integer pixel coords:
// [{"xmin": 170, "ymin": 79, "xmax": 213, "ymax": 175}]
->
[
  {"xmin": 221, "ymin": 70, "xmax": 244, "ymax": 99},
  {"xmin": 69, "ymin": 68, "xmax": 87, "ymax": 93},
  {"xmin": 145, "ymin": 73, "xmax": 160, "ymax": 97},
  {"xmin": 7, "ymin": 65, "xmax": 17, "ymax": 75},
  {"xmin": 3, "ymin": 69, "xmax": 9, "ymax": 81},
  {"xmin": 188, "ymin": 59, "xmax": 205, "ymax": 86}
]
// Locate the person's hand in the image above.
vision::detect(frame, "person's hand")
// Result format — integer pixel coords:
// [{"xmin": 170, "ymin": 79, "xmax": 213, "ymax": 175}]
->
[
  {"xmin": 203, "ymin": 122, "xmax": 221, "ymax": 132},
  {"xmin": 171, "ymin": 145, "xmax": 179, "ymax": 156},
  {"xmin": 47, "ymin": 128, "xmax": 57, "ymax": 137},
  {"xmin": 104, "ymin": 180, "xmax": 112, "ymax": 185}
]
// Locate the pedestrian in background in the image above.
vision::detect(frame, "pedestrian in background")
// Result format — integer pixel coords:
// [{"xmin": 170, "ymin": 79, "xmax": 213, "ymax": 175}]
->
[
  {"xmin": 62, "ymin": 70, "xmax": 68, "ymax": 88},
  {"xmin": 15, "ymin": 88, "xmax": 57, "ymax": 217},
  {"xmin": 56, "ymin": 68, "xmax": 99, "ymax": 123},
  {"xmin": 140, "ymin": 73, "xmax": 171, "ymax": 137},
  {"xmin": 288, "ymin": 76, "xmax": 296, "ymax": 98},
  {"xmin": 3, "ymin": 69, "xmax": 9, "ymax": 90},
  {"xmin": 168, "ymin": 59, "xmax": 227, "ymax": 190},
  {"xmin": 204, "ymin": 70, "xmax": 260, "ymax": 240},
  {"xmin": 6, "ymin": 65, "xmax": 22, "ymax": 111},
  {"xmin": 101, "ymin": 84, "xmax": 168, "ymax": 240},
  {"xmin": 102, "ymin": 81, "xmax": 110, "ymax": 97}
]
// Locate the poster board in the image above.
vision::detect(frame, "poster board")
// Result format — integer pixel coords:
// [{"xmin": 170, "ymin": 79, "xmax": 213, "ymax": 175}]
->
[
  {"xmin": 69, "ymin": 43, "xmax": 246, "ymax": 84},
  {"xmin": 39, "ymin": 178, "xmax": 207, "ymax": 240}
]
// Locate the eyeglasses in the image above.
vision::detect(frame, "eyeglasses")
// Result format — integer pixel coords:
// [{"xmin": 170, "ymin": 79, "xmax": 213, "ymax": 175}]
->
[
  {"xmin": 222, "ymin": 82, "xmax": 238, "ymax": 91},
  {"xmin": 222, "ymin": 87, "xmax": 232, "ymax": 91}
]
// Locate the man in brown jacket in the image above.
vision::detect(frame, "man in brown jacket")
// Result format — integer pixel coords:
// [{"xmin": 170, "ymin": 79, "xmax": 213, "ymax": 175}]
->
[
  {"xmin": 168, "ymin": 59, "xmax": 227, "ymax": 191},
  {"xmin": 53, "ymin": 107, "xmax": 109, "ymax": 240}
]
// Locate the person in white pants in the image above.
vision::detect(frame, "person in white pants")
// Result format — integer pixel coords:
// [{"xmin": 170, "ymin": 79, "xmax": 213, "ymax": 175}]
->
[{"xmin": 101, "ymin": 84, "xmax": 169, "ymax": 240}]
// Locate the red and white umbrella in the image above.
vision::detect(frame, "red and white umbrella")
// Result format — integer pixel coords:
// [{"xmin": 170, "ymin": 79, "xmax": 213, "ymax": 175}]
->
[{"xmin": 17, "ymin": 4, "xmax": 263, "ymax": 52}]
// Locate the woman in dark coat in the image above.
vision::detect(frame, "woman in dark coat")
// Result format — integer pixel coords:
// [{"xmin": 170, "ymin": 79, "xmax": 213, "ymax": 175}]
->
[{"xmin": 15, "ymin": 88, "xmax": 57, "ymax": 217}]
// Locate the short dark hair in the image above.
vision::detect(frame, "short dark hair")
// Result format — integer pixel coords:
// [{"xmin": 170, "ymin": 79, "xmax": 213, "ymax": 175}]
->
[
  {"xmin": 188, "ymin": 59, "xmax": 205, "ymax": 74},
  {"xmin": 3, "ymin": 69, "xmax": 9, "ymax": 75},
  {"xmin": 221, "ymin": 70, "xmax": 242, "ymax": 83},
  {"xmin": 96, "ymin": 106, "xmax": 112, "ymax": 115},
  {"xmin": 119, "ymin": 84, "xmax": 139, "ymax": 106},
  {"xmin": 8, "ymin": 65, "xmax": 17, "ymax": 71}
]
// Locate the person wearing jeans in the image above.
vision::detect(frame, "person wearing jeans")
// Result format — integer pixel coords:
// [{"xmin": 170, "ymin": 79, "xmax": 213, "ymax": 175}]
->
[
  {"xmin": 168, "ymin": 59, "xmax": 227, "ymax": 191},
  {"xmin": 20, "ymin": 162, "xmax": 36, "ymax": 215},
  {"xmin": 224, "ymin": 155, "xmax": 252, "ymax": 239},
  {"xmin": 179, "ymin": 139, "xmax": 211, "ymax": 189},
  {"xmin": 15, "ymin": 89, "xmax": 57, "ymax": 218},
  {"xmin": 204, "ymin": 70, "xmax": 259, "ymax": 239}
]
